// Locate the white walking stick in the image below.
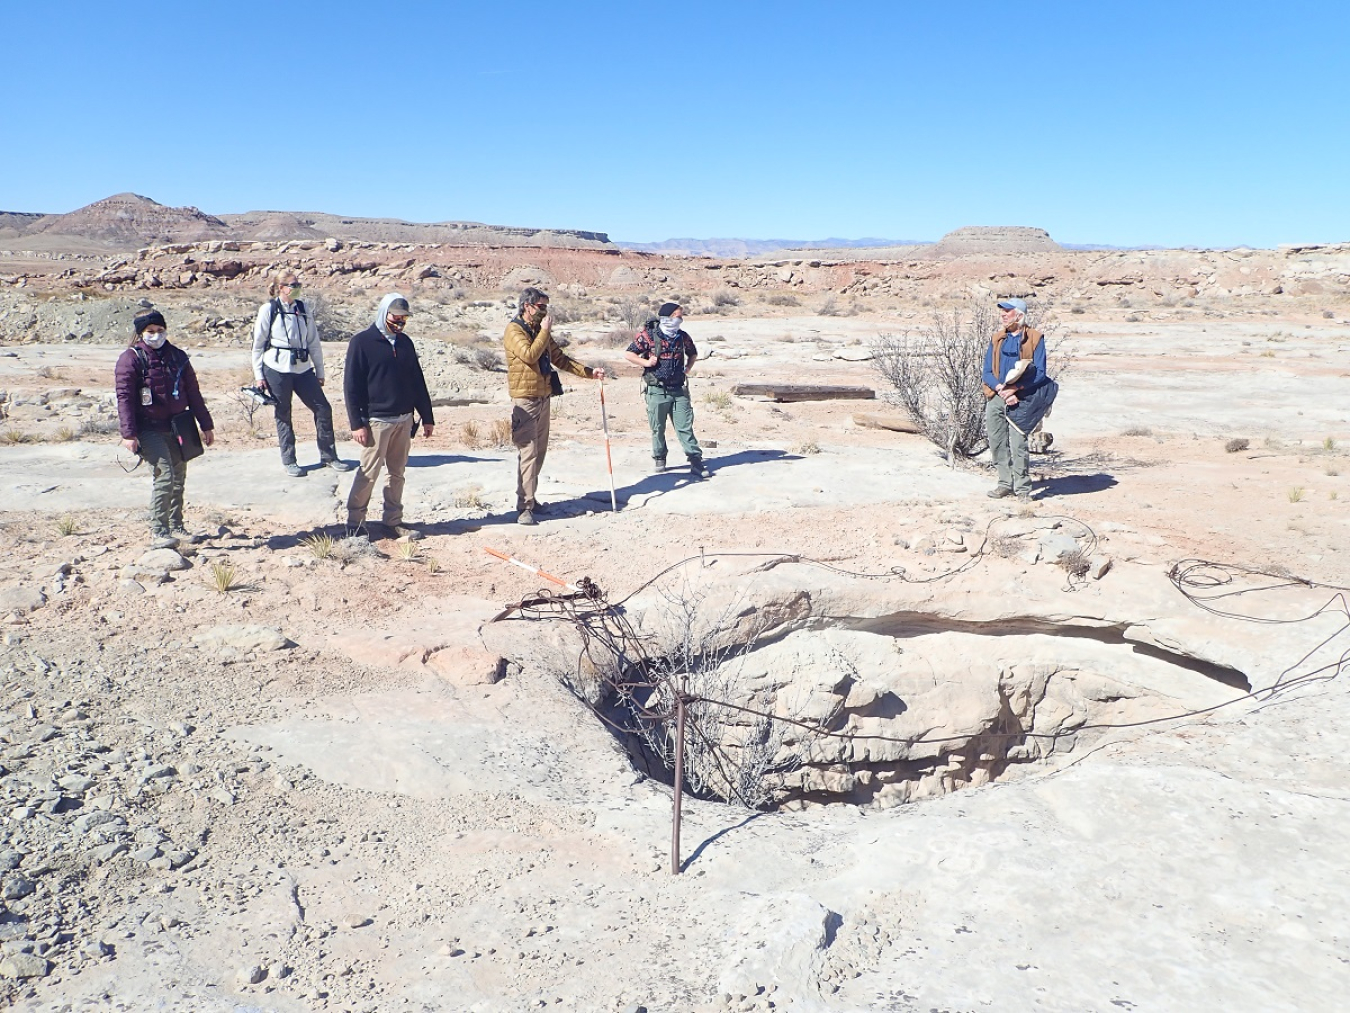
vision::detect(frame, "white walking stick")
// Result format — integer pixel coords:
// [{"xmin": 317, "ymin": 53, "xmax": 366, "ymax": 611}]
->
[{"xmin": 599, "ymin": 376, "xmax": 618, "ymax": 511}]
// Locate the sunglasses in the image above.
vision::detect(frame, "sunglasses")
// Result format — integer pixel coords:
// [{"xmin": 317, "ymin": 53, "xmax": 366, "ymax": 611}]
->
[
  {"xmin": 388, "ymin": 315, "xmax": 409, "ymax": 325},
  {"xmin": 283, "ymin": 281, "xmax": 302, "ymax": 289}
]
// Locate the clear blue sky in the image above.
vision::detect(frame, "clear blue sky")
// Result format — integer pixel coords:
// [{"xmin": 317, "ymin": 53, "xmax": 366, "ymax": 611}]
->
[{"xmin": 3, "ymin": 1, "xmax": 1346, "ymax": 247}]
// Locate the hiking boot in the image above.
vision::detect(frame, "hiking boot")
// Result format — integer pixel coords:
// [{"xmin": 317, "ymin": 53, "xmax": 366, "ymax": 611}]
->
[
  {"xmin": 1016, "ymin": 491, "xmax": 1033, "ymax": 503},
  {"xmin": 284, "ymin": 463, "xmax": 304, "ymax": 478},
  {"xmin": 689, "ymin": 457, "xmax": 709, "ymax": 479},
  {"xmin": 517, "ymin": 510, "xmax": 537, "ymax": 527},
  {"xmin": 986, "ymin": 485, "xmax": 1014, "ymax": 499},
  {"xmin": 389, "ymin": 524, "xmax": 420, "ymax": 540},
  {"xmin": 170, "ymin": 527, "xmax": 202, "ymax": 544},
  {"xmin": 149, "ymin": 534, "xmax": 179, "ymax": 550},
  {"xmin": 652, "ymin": 458, "xmax": 666, "ymax": 474},
  {"xmin": 324, "ymin": 459, "xmax": 355, "ymax": 472}
]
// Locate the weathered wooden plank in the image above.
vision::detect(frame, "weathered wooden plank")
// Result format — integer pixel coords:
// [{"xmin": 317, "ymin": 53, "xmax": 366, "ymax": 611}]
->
[
  {"xmin": 852, "ymin": 412, "xmax": 921, "ymax": 434},
  {"xmin": 731, "ymin": 384, "xmax": 876, "ymax": 402}
]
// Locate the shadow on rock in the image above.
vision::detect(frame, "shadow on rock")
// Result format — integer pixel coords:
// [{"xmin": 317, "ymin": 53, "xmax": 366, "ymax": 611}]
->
[{"xmin": 1037, "ymin": 472, "xmax": 1118, "ymax": 496}]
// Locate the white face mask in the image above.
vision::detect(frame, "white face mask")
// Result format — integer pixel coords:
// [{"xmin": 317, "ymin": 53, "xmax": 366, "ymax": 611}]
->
[
  {"xmin": 142, "ymin": 331, "xmax": 167, "ymax": 349},
  {"xmin": 659, "ymin": 317, "xmax": 681, "ymax": 338}
]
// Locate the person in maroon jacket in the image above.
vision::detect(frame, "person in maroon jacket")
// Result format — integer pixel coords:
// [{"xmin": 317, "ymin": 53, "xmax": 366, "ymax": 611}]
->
[{"xmin": 114, "ymin": 310, "xmax": 215, "ymax": 548}]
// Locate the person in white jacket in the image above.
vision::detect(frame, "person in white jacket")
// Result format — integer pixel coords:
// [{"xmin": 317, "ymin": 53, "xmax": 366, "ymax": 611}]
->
[{"xmin": 251, "ymin": 270, "xmax": 352, "ymax": 476}]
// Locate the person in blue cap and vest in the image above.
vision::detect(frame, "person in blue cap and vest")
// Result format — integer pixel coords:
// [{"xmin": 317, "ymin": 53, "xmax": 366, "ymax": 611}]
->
[{"xmin": 982, "ymin": 297, "xmax": 1054, "ymax": 500}]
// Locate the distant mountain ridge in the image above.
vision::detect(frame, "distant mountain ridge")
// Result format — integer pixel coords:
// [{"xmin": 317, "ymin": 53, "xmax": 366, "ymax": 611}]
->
[
  {"xmin": 616, "ymin": 237, "xmax": 932, "ymax": 257},
  {"xmin": 0, "ymin": 193, "xmax": 615, "ymax": 253}
]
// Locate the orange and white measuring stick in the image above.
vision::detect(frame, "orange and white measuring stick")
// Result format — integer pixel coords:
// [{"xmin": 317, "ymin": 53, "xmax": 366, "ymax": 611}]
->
[
  {"xmin": 484, "ymin": 547, "xmax": 580, "ymax": 592},
  {"xmin": 599, "ymin": 376, "xmax": 618, "ymax": 512}
]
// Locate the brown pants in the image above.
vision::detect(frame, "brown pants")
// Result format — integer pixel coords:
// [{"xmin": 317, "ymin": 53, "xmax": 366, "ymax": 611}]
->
[
  {"xmin": 511, "ymin": 396, "xmax": 551, "ymax": 512},
  {"xmin": 346, "ymin": 415, "xmax": 413, "ymax": 527}
]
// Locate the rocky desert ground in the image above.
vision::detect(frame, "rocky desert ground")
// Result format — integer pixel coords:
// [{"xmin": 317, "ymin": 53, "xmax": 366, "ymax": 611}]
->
[{"xmin": 0, "ymin": 197, "xmax": 1348, "ymax": 1012}]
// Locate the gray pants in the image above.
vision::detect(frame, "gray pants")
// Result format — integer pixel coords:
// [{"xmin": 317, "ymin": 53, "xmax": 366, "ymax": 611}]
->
[
  {"xmin": 511, "ymin": 397, "xmax": 551, "ymax": 512},
  {"xmin": 139, "ymin": 429, "xmax": 187, "ymax": 537},
  {"xmin": 346, "ymin": 416, "xmax": 412, "ymax": 527},
  {"xmin": 644, "ymin": 385, "xmax": 702, "ymax": 462},
  {"xmin": 985, "ymin": 396, "xmax": 1031, "ymax": 495},
  {"xmin": 263, "ymin": 365, "xmax": 337, "ymax": 466}
]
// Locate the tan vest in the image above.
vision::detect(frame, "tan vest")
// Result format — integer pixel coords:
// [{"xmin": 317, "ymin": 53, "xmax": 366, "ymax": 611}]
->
[{"xmin": 982, "ymin": 327, "xmax": 1043, "ymax": 398}]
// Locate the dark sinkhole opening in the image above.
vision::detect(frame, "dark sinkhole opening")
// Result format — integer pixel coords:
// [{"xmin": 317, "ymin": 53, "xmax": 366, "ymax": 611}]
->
[{"xmin": 569, "ymin": 611, "xmax": 1250, "ymax": 812}]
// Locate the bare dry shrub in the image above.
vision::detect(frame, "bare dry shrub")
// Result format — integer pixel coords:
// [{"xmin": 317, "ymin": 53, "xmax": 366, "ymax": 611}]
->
[
  {"xmin": 453, "ymin": 485, "xmax": 486, "ymax": 509},
  {"xmin": 763, "ymin": 293, "xmax": 800, "ymax": 307},
  {"xmin": 489, "ymin": 418, "xmax": 512, "ymax": 448},
  {"xmin": 615, "ymin": 298, "xmax": 654, "ymax": 328},
  {"xmin": 1225, "ymin": 438, "xmax": 1250, "ymax": 453},
  {"xmin": 637, "ymin": 589, "xmax": 794, "ymax": 809},
  {"xmin": 600, "ymin": 327, "xmax": 638, "ymax": 348},
  {"xmin": 304, "ymin": 290, "xmax": 342, "ymax": 343},
  {"xmin": 872, "ymin": 298, "xmax": 1057, "ymax": 463},
  {"xmin": 233, "ymin": 390, "xmax": 265, "ymax": 433},
  {"xmin": 1057, "ymin": 548, "xmax": 1091, "ymax": 579},
  {"xmin": 587, "ymin": 585, "xmax": 798, "ymax": 810},
  {"xmin": 474, "ymin": 348, "xmax": 503, "ymax": 371},
  {"xmin": 871, "ymin": 302, "xmax": 997, "ymax": 460}
]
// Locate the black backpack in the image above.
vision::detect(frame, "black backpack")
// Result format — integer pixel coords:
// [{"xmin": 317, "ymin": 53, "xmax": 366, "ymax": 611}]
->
[{"xmin": 262, "ymin": 299, "xmax": 311, "ymax": 362}]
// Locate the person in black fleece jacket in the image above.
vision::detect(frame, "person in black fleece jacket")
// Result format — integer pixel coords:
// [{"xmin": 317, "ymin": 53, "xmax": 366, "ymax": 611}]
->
[{"xmin": 342, "ymin": 293, "xmax": 435, "ymax": 539}]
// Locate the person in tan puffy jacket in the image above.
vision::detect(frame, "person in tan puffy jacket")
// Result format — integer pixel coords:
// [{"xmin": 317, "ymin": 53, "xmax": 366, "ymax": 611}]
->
[{"xmin": 502, "ymin": 287, "xmax": 607, "ymax": 525}]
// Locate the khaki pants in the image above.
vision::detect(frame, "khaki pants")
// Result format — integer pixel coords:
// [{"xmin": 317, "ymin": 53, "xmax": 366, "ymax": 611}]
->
[
  {"xmin": 346, "ymin": 415, "xmax": 413, "ymax": 527},
  {"xmin": 511, "ymin": 396, "xmax": 551, "ymax": 512}
]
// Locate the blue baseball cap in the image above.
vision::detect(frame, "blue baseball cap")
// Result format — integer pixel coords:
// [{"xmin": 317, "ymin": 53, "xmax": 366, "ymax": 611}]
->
[{"xmin": 997, "ymin": 298, "xmax": 1027, "ymax": 313}]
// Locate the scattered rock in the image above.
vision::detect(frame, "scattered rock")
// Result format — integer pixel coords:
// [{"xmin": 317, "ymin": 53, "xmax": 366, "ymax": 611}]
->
[
  {"xmin": 57, "ymin": 773, "xmax": 95, "ymax": 794},
  {"xmin": 0, "ymin": 952, "xmax": 51, "ymax": 979},
  {"xmin": 1038, "ymin": 532, "xmax": 1081, "ymax": 562},
  {"xmin": 427, "ymin": 646, "xmax": 507, "ymax": 687},
  {"xmin": 0, "ymin": 587, "xmax": 45, "ymax": 614},
  {"xmin": 87, "ymin": 842, "xmax": 128, "ymax": 864},
  {"xmin": 192, "ymin": 624, "xmax": 291, "ymax": 652},
  {"xmin": 73, "ymin": 811, "xmax": 125, "ymax": 834},
  {"xmin": 135, "ymin": 548, "xmax": 190, "ymax": 571},
  {"xmin": 237, "ymin": 963, "xmax": 267, "ymax": 985},
  {"xmin": 1, "ymin": 877, "xmax": 36, "ymax": 901}
]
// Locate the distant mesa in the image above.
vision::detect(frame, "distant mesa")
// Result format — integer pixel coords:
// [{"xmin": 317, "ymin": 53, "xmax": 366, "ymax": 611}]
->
[
  {"xmin": 0, "ymin": 193, "xmax": 614, "ymax": 253},
  {"xmin": 928, "ymin": 226, "xmax": 1061, "ymax": 257}
]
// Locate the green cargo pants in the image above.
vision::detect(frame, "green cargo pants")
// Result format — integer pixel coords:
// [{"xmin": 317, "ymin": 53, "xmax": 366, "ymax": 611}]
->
[
  {"xmin": 644, "ymin": 385, "xmax": 702, "ymax": 462},
  {"xmin": 139, "ymin": 428, "xmax": 188, "ymax": 537},
  {"xmin": 984, "ymin": 395, "xmax": 1031, "ymax": 495}
]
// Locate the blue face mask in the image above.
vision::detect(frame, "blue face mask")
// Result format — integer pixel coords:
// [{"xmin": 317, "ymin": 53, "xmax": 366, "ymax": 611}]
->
[{"xmin": 659, "ymin": 317, "xmax": 681, "ymax": 338}]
